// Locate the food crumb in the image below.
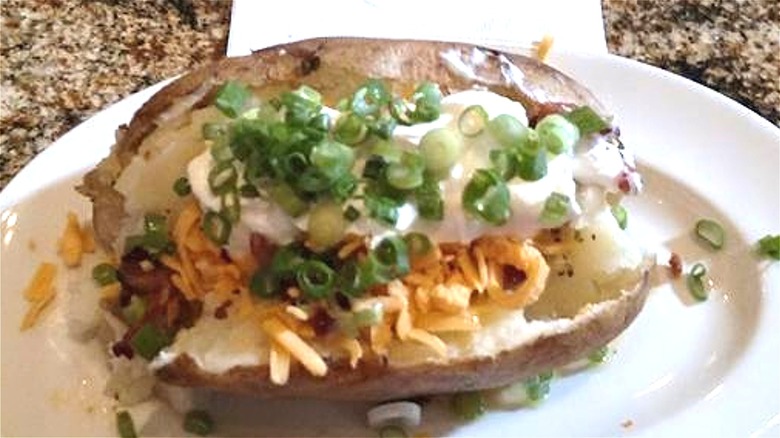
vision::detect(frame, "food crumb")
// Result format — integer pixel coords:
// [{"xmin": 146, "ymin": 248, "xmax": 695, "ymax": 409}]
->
[
  {"xmin": 621, "ymin": 419, "xmax": 634, "ymax": 428},
  {"xmin": 28, "ymin": 239, "xmax": 36, "ymax": 251},
  {"xmin": 668, "ymin": 252, "xmax": 683, "ymax": 278}
]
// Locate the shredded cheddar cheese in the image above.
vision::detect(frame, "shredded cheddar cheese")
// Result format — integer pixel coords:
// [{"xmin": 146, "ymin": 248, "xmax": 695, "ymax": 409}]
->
[
  {"xmin": 534, "ymin": 34, "xmax": 555, "ymax": 62},
  {"xmin": 261, "ymin": 317, "xmax": 327, "ymax": 377},
  {"xmin": 20, "ymin": 262, "xmax": 57, "ymax": 330},
  {"xmin": 269, "ymin": 341, "xmax": 292, "ymax": 385},
  {"xmin": 58, "ymin": 212, "xmax": 88, "ymax": 267}
]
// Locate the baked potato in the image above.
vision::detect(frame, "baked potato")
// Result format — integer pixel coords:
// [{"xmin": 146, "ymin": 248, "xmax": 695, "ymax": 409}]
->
[{"xmin": 78, "ymin": 38, "xmax": 651, "ymax": 402}]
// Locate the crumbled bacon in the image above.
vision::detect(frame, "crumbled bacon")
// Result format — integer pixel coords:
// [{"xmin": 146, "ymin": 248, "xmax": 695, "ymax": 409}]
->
[
  {"xmin": 309, "ymin": 307, "xmax": 335, "ymax": 337},
  {"xmin": 502, "ymin": 265, "xmax": 528, "ymax": 289},
  {"xmin": 250, "ymin": 233, "xmax": 277, "ymax": 269},
  {"xmin": 119, "ymin": 248, "xmax": 174, "ymax": 295},
  {"xmin": 668, "ymin": 252, "xmax": 683, "ymax": 278}
]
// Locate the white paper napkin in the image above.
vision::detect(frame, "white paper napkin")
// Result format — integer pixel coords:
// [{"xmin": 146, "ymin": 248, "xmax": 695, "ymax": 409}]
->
[{"xmin": 226, "ymin": 0, "xmax": 607, "ymax": 57}]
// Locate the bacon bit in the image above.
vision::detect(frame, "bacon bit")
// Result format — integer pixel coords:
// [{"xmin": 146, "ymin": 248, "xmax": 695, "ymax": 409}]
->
[
  {"xmin": 250, "ymin": 233, "xmax": 276, "ymax": 268},
  {"xmin": 308, "ymin": 307, "xmax": 335, "ymax": 336},
  {"xmin": 214, "ymin": 300, "xmax": 233, "ymax": 319},
  {"xmin": 20, "ymin": 262, "xmax": 57, "ymax": 330},
  {"xmin": 502, "ymin": 265, "xmax": 527, "ymax": 289},
  {"xmin": 617, "ymin": 171, "xmax": 632, "ymax": 194},
  {"xmin": 668, "ymin": 252, "xmax": 683, "ymax": 278},
  {"xmin": 111, "ymin": 340, "xmax": 134, "ymax": 359}
]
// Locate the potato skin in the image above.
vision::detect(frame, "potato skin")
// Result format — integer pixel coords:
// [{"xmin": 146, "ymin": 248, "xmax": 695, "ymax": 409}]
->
[
  {"xmin": 156, "ymin": 274, "xmax": 650, "ymax": 402},
  {"xmin": 79, "ymin": 38, "xmax": 648, "ymax": 401}
]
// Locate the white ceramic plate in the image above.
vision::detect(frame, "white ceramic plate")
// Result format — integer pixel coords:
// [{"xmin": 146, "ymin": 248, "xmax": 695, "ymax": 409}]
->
[{"xmin": 1, "ymin": 52, "xmax": 778, "ymax": 437}]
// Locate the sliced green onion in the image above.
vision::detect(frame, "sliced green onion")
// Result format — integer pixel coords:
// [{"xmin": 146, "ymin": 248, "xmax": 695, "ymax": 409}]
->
[
  {"xmin": 130, "ymin": 323, "xmax": 171, "ymax": 360},
  {"xmin": 419, "ymin": 127, "xmax": 463, "ymax": 175},
  {"xmin": 282, "ymin": 152, "xmax": 309, "ymax": 176},
  {"xmin": 374, "ymin": 236, "xmax": 410, "ymax": 277},
  {"xmin": 565, "ymin": 106, "xmax": 610, "ymax": 136},
  {"xmin": 268, "ymin": 183, "xmax": 308, "ymax": 217},
  {"xmin": 415, "ymin": 179, "xmax": 444, "ymax": 221},
  {"xmin": 338, "ymin": 260, "xmax": 366, "ymax": 297},
  {"xmin": 368, "ymin": 116, "xmax": 397, "ymax": 140},
  {"xmin": 351, "ymin": 80, "xmax": 391, "ymax": 117},
  {"xmin": 363, "ymin": 155, "xmax": 389, "ymax": 180},
  {"xmin": 525, "ymin": 371, "xmax": 554, "ymax": 402},
  {"xmin": 379, "ymin": 425, "xmax": 408, "ymax": 438},
  {"xmin": 334, "ymin": 113, "xmax": 369, "ymax": 145},
  {"xmin": 214, "ymin": 81, "xmax": 250, "ymax": 118},
  {"xmin": 410, "ymin": 81, "xmax": 442, "ymax": 123},
  {"xmin": 450, "ymin": 391, "xmax": 486, "ymax": 421},
  {"xmin": 611, "ymin": 204, "xmax": 628, "ymax": 230},
  {"xmin": 757, "ymin": 234, "xmax": 780, "ymax": 260},
  {"xmin": 462, "ymin": 169, "xmax": 511, "ymax": 226},
  {"xmin": 221, "ymin": 190, "xmax": 241, "ymax": 224},
  {"xmin": 488, "ymin": 114, "xmax": 529, "ymax": 147},
  {"xmin": 308, "ymin": 112, "xmax": 331, "ymax": 132},
  {"xmin": 687, "ymin": 263, "xmax": 708, "ymax": 301},
  {"xmin": 116, "ymin": 411, "xmax": 138, "ymax": 438},
  {"xmin": 516, "ymin": 150, "xmax": 547, "ymax": 182},
  {"xmin": 121, "ymin": 295, "xmax": 147, "ymax": 325},
  {"xmin": 404, "ymin": 232, "xmax": 432, "ymax": 257},
  {"xmin": 357, "ymin": 254, "xmax": 393, "ymax": 289},
  {"xmin": 209, "ymin": 138, "xmax": 233, "ymax": 163},
  {"xmin": 344, "ymin": 205, "xmax": 361, "ymax": 222},
  {"xmin": 308, "ymin": 201, "xmax": 347, "ymax": 250},
  {"xmin": 587, "ymin": 345, "xmax": 611, "ymax": 365},
  {"xmin": 489, "ymin": 149, "xmax": 517, "ymax": 181},
  {"xmin": 202, "ymin": 122, "xmax": 227, "ymax": 140},
  {"xmin": 92, "ymin": 263, "xmax": 118, "ymax": 286},
  {"xmin": 183, "ymin": 409, "xmax": 214, "ymax": 436},
  {"xmin": 310, "ymin": 139, "xmax": 356, "ymax": 182},
  {"xmin": 128, "ymin": 213, "xmax": 172, "ymax": 254},
  {"xmin": 535, "ymin": 114, "xmax": 580, "ymax": 155},
  {"xmin": 270, "ymin": 244, "xmax": 306, "ymax": 277},
  {"xmin": 208, "ymin": 161, "xmax": 238, "ymax": 195},
  {"xmin": 250, "ymin": 270, "xmax": 278, "ymax": 299},
  {"xmin": 281, "ymin": 85, "xmax": 322, "ymax": 126},
  {"xmin": 458, "ymin": 105, "xmax": 489, "ymax": 137},
  {"xmin": 695, "ymin": 219, "xmax": 725, "ymax": 250},
  {"xmin": 370, "ymin": 141, "xmax": 403, "ymax": 163},
  {"xmin": 365, "ymin": 194, "xmax": 399, "ymax": 226},
  {"xmin": 539, "ymin": 192, "xmax": 570, "ymax": 226},
  {"xmin": 386, "ymin": 151, "xmax": 425, "ymax": 190},
  {"xmin": 690, "ymin": 262, "xmax": 707, "ymax": 278},
  {"xmin": 390, "ymin": 98, "xmax": 413, "ymax": 126},
  {"xmin": 173, "ymin": 176, "xmax": 192, "ymax": 197},
  {"xmin": 296, "ymin": 260, "xmax": 336, "ymax": 299},
  {"xmin": 330, "ymin": 173, "xmax": 358, "ymax": 202},
  {"xmin": 353, "ymin": 302, "xmax": 384, "ymax": 327},
  {"xmin": 202, "ymin": 210, "xmax": 232, "ymax": 245}
]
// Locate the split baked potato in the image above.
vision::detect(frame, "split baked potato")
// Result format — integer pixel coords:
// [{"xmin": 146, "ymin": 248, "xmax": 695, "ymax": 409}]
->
[{"xmin": 78, "ymin": 38, "xmax": 651, "ymax": 402}]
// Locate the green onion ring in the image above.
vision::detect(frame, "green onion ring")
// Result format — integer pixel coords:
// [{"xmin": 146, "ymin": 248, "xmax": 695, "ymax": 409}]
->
[
  {"xmin": 695, "ymin": 219, "xmax": 725, "ymax": 250},
  {"xmin": 296, "ymin": 260, "xmax": 336, "ymax": 299},
  {"xmin": 202, "ymin": 210, "xmax": 232, "ymax": 245},
  {"xmin": 458, "ymin": 105, "xmax": 489, "ymax": 137}
]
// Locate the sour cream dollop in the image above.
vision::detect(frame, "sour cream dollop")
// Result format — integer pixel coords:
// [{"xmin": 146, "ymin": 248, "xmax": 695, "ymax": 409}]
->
[{"xmin": 187, "ymin": 89, "xmax": 641, "ymax": 251}]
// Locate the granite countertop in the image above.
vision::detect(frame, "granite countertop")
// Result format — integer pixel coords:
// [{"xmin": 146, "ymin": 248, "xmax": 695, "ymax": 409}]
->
[{"xmin": 1, "ymin": 0, "xmax": 778, "ymax": 190}]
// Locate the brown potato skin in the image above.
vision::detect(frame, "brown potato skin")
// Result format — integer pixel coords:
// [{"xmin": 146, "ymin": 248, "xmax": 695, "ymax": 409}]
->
[
  {"xmin": 157, "ymin": 272, "xmax": 649, "ymax": 401},
  {"xmin": 78, "ymin": 38, "xmax": 648, "ymax": 401}
]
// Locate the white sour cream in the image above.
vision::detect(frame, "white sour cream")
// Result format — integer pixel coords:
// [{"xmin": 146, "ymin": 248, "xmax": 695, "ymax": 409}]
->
[{"xmin": 186, "ymin": 89, "xmax": 641, "ymax": 251}]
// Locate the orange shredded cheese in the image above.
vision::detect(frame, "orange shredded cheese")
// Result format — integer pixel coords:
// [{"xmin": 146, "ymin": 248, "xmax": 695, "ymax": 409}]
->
[
  {"xmin": 416, "ymin": 312, "xmax": 481, "ymax": 333},
  {"xmin": 407, "ymin": 328, "xmax": 448, "ymax": 358},
  {"xmin": 534, "ymin": 34, "xmax": 555, "ymax": 62},
  {"xmin": 58, "ymin": 212, "xmax": 84, "ymax": 267},
  {"xmin": 20, "ymin": 262, "xmax": 57, "ymax": 330},
  {"xmin": 269, "ymin": 341, "xmax": 291, "ymax": 385},
  {"xmin": 341, "ymin": 338, "xmax": 363, "ymax": 368},
  {"xmin": 285, "ymin": 305, "xmax": 309, "ymax": 321},
  {"xmin": 261, "ymin": 317, "xmax": 327, "ymax": 377}
]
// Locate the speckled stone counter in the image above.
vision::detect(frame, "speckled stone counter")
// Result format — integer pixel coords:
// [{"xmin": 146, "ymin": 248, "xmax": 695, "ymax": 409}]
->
[{"xmin": 1, "ymin": 0, "xmax": 778, "ymax": 190}]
